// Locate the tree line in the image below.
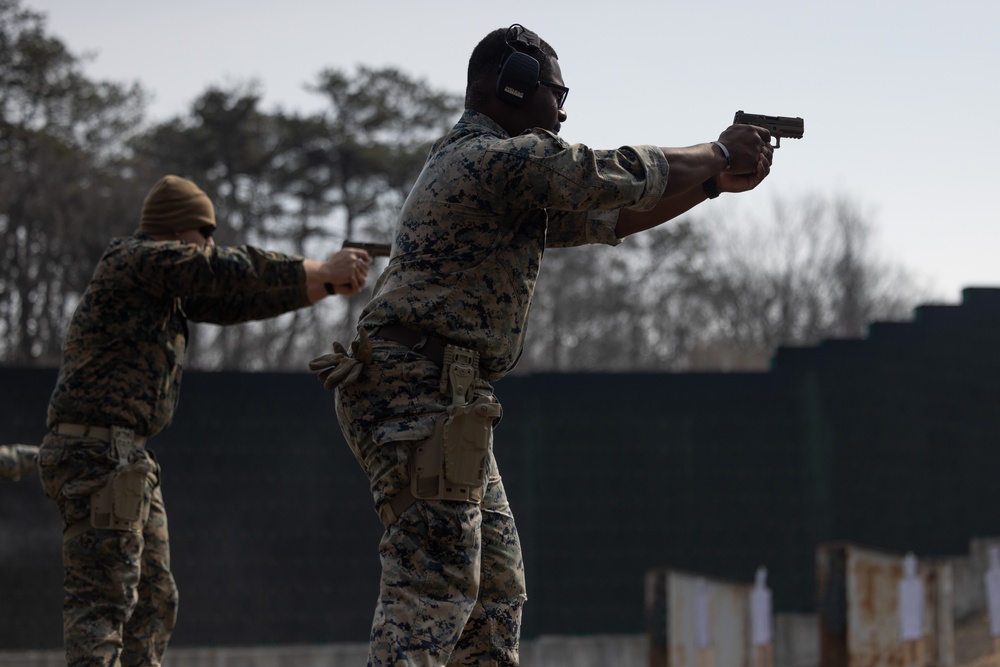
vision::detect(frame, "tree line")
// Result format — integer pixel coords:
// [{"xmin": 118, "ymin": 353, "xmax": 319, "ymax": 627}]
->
[{"xmin": 0, "ymin": 0, "xmax": 926, "ymax": 373}]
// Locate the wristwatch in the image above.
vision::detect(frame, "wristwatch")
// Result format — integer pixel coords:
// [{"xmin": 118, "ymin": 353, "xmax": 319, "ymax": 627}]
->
[{"xmin": 702, "ymin": 178, "xmax": 720, "ymax": 199}]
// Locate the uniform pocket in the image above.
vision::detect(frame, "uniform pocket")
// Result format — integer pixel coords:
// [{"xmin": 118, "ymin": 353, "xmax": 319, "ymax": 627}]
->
[{"xmin": 38, "ymin": 436, "xmax": 114, "ymax": 501}]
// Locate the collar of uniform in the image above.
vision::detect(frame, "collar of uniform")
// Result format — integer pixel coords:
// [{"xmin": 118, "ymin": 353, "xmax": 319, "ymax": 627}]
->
[{"xmin": 457, "ymin": 109, "xmax": 510, "ymax": 139}]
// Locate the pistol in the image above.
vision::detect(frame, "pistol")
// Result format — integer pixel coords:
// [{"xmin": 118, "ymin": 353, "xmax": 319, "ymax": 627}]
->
[
  {"xmin": 733, "ymin": 111, "xmax": 804, "ymax": 148},
  {"xmin": 342, "ymin": 240, "xmax": 392, "ymax": 258}
]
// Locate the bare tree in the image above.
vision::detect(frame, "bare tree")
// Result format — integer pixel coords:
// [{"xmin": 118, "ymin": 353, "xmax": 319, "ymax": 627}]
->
[
  {"xmin": 682, "ymin": 193, "xmax": 926, "ymax": 369},
  {"xmin": 519, "ymin": 221, "xmax": 710, "ymax": 372},
  {"xmin": 0, "ymin": 0, "xmax": 147, "ymax": 365},
  {"xmin": 518, "ymin": 193, "xmax": 927, "ymax": 373}
]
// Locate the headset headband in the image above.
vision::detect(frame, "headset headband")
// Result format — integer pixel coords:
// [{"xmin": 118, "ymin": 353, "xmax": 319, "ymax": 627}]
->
[{"xmin": 505, "ymin": 24, "xmax": 541, "ymax": 53}]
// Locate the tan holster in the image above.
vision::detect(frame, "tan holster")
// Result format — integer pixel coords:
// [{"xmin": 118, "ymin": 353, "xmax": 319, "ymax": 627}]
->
[
  {"xmin": 377, "ymin": 343, "xmax": 501, "ymax": 529},
  {"xmin": 65, "ymin": 427, "xmax": 154, "ymax": 541},
  {"xmin": 410, "ymin": 394, "xmax": 502, "ymax": 503}
]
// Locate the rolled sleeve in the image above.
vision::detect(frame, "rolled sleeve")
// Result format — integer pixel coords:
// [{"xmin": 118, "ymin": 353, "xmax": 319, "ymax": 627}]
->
[{"xmin": 584, "ymin": 209, "xmax": 622, "ymax": 246}]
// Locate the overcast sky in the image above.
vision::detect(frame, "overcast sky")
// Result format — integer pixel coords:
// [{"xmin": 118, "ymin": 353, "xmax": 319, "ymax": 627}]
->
[{"xmin": 24, "ymin": 0, "xmax": 1000, "ymax": 303}]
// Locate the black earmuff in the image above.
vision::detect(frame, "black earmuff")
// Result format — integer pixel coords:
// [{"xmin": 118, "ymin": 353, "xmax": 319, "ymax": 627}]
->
[{"xmin": 496, "ymin": 24, "xmax": 541, "ymax": 107}]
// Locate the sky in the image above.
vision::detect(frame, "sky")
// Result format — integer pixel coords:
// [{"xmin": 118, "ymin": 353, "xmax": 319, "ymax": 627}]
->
[{"xmin": 23, "ymin": 0, "xmax": 1000, "ymax": 304}]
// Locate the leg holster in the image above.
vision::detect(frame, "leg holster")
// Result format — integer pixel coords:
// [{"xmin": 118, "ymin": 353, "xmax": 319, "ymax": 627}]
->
[
  {"xmin": 413, "ymin": 344, "xmax": 501, "ymax": 502},
  {"xmin": 378, "ymin": 344, "xmax": 501, "ymax": 529},
  {"xmin": 65, "ymin": 427, "xmax": 155, "ymax": 542},
  {"xmin": 410, "ymin": 394, "xmax": 502, "ymax": 503}
]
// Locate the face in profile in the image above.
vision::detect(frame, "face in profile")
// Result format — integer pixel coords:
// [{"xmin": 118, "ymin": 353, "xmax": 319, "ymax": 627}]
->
[
  {"xmin": 508, "ymin": 57, "xmax": 567, "ymax": 136},
  {"xmin": 174, "ymin": 226, "xmax": 215, "ymax": 249}
]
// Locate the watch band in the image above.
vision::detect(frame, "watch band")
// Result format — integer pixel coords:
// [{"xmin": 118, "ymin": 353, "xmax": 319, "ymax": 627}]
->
[{"xmin": 702, "ymin": 178, "xmax": 720, "ymax": 199}]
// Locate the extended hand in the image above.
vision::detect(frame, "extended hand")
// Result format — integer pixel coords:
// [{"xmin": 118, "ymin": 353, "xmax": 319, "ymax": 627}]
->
[
  {"xmin": 324, "ymin": 248, "xmax": 370, "ymax": 295},
  {"xmin": 717, "ymin": 123, "xmax": 772, "ymax": 174},
  {"xmin": 716, "ymin": 124, "xmax": 773, "ymax": 194},
  {"xmin": 717, "ymin": 150, "xmax": 771, "ymax": 193}
]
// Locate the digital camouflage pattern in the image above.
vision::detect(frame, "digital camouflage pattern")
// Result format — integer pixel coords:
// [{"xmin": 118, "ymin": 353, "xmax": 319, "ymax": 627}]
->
[
  {"xmin": 357, "ymin": 110, "xmax": 668, "ymax": 380},
  {"xmin": 40, "ymin": 232, "xmax": 311, "ymax": 667},
  {"xmin": 336, "ymin": 364, "xmax": 525, "ymax": 666},
  {"xmin": 329, "ymin": 109, "xmax": 668, "ymax": 665},
  {"xmin": 48, "ymin": 233, "xmax": 309, "ymax": 437},
  {"xmin": 367, "ymin": 456, "xmax": 523, "ymax": 665},
  {"xmin": 0, "ymin": 444, "xmax": 39, "ymax": 481},
  {"xmin": 39, "ymin": 436, "xmax": 174, "ymax": 667}
]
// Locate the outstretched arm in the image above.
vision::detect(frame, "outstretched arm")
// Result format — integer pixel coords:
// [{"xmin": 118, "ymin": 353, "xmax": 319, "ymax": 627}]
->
[{"xmin": 616, "ymin": 123, "xmax": 773, "ymax": 238}]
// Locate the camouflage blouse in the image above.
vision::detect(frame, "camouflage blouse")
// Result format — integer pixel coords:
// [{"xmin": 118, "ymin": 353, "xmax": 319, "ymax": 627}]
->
[
  {"xmin": 47, "ymin": 233, "xmax": 309, "ymax": 437},
  {"xmin": 357, "ymin": 109, "xmax": 669, "ymax": 378}
]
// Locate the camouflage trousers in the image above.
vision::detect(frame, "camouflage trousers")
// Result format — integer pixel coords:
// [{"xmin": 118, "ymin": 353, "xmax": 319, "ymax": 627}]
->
[
  {"xmin": 336, "ymin": 394, "xmax": 527, "ymax": 666},
  {"xmin": 38, "ymin": 435, "xmax": 179, "ymax": 667}
]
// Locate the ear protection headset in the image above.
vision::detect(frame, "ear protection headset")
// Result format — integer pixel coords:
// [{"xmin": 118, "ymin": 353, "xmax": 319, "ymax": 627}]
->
[{"xmin": 495, "ymin": 24, "xmax": 542, "ymax": 107}]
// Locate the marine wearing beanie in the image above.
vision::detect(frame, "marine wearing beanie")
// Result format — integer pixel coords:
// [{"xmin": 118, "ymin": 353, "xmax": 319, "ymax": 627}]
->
[{"xmin": 139, "ymin": 175, "xmax": 216, "ymax": 235}]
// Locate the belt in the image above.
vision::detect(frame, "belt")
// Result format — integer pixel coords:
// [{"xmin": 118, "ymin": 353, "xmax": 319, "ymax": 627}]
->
[
  {"xmin": 372, "ymin": 325, "xmax": 488, "ymax": 376},
  {"xmin": 54, "ymin": 423, "xmax": 147, "ymax": 448}
]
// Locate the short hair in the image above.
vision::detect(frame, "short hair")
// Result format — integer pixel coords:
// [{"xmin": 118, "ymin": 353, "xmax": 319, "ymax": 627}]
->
[{"xmin": 465, "ymin": 26, "xmax": 558, "ymax": 109}]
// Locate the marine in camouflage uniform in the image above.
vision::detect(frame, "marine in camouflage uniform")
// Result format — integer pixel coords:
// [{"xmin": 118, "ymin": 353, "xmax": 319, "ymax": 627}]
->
[
  {"xmin": 38, "ymin": 175, "xmax": 371, "ymax": 667},
  {"xmin": 0, "ymin": 444, "xmax": 39, "ymax": 481},
  {"xmin": 310, "ymin": 24, "xmax": 774, "ymax": 666}
]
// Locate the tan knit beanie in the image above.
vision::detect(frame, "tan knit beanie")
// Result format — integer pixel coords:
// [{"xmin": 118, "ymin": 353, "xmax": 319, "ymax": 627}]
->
[{"xmin": 139, "ymin": 175, "xmax": 216, "ymax": 235}]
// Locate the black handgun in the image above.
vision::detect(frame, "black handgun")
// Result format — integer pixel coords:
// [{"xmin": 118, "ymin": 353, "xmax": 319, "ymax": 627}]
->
[
  {"xmin": 342, "ymin": 240, "xmax": 392, "ymax": 258},
  {"xmin": 734, "ymin": 111, "xmax": 804, "ymax": 148}
]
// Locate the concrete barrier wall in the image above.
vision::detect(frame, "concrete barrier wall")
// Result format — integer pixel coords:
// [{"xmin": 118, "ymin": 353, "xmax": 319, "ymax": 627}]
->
[
  {"xmin": 9, "ymin": 538, "xmax": 998, "ymax": 667},
  {"xmin": 645, "ymin": 567, "xmax": 820, "ymax": 667},
  {"xmin": 645, "ymin": 568, "xmax": 753, "ymax": 666},
  {"xmin": 816, "ymin": 542, "xmax": 955, "ymax": 667},
  {"xmin": 0, "ymin": 624, "xmax": 823, "ymax": 667},
  {"xmin": 0, "ymin": 635, "xmax": 647, "ymax": 667}
]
